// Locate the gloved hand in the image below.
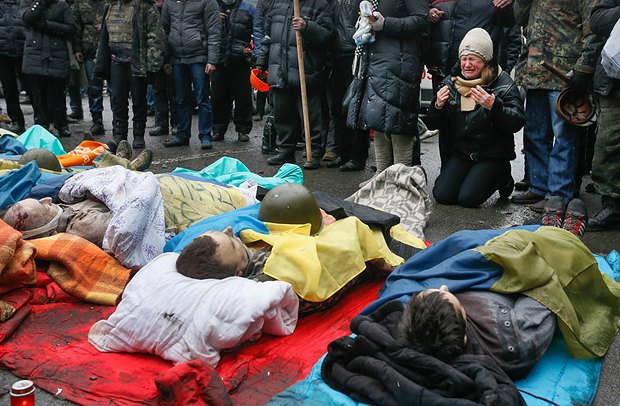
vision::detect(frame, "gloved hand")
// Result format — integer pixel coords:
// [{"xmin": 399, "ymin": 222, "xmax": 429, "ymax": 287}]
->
[
  {"xmin": 369, "ymin": 11, "xmax": 385, "ymax": 31},
  {"xmin": 568, "ymin": 70, "xmax": 592, "ymax": 93}
]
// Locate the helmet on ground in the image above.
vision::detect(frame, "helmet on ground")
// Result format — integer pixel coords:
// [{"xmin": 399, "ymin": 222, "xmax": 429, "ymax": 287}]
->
[
  {"xmin": 250, "ymin": 69, "xmax": 269, "ymax": 92},
  {"xmin": 258, "ymin": 183, "xmax": 322, "ymax": 234},
  {"xmin": 555, "ymin": 89, "xmax": 595, "ymax": 127},
  {"xmin": 18, "ymin": 148, "xmax": 62, "ymax": 172}
]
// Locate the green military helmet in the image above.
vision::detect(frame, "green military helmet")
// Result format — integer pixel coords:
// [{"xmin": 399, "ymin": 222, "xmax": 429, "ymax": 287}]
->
[
  {"xmin": 18, "ymin": 148, "xmax": 62, "ymax": 172},
  {"xmin": 258, "ymin": 183, "xmax": 323, "ymax": 234}
]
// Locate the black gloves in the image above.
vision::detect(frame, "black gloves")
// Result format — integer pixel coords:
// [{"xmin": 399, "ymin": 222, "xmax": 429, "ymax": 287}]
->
[{"xmin": 567, "ymin": 70, "xmax": 592, "ymax": 93}]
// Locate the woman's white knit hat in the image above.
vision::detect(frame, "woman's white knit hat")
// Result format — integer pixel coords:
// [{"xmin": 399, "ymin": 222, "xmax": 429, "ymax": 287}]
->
[{"xmin": 459, "ymin": 28, "xmax": 493, "ymax": 63}]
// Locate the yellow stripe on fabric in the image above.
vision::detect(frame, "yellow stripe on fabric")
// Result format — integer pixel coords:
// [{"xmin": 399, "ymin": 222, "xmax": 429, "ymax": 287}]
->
[
  {"xmin": 475, "ymin": 226, "xmax": 620, "ymax": 358},
  {"xmin": 389, "ymin": 224, "xmax": 427, "ymax": 249},
  {"xmin": 241, "ymin": 217, "xmax": 403, "ymax": 302},
  {"xmin": 156, "ymin": 174, "xmax": 248, "ymax": 234}
]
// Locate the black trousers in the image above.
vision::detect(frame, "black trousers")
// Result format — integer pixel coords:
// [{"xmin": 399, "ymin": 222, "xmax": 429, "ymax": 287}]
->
[
  {"xmin": 110, "ymin": 61, "xmax": 148, "ymax": 136},
  {"xmin": 153, "ymin": 68, "xmax": 177, "ymax": 128},
  {"xmin": 271, "ymin": 86, "xmax": 323, "ymax": 157},
  {"xmin": 29, "ymin": 74, "xmax": 68, "ymax": 131},
  {"xmin": 433, "ymin": 156, "xmax": 511, "ymax": 207},
  {"xmin": 0, "ymin": 56, "xmax": 25, "ymax": 127},
  {"xmin": 211, "ymin": 59, "xmax": 252, "ymax": 135},
  {"xmin": 332, "ymin": 55, "xmax": 369, "ymax": 164}
]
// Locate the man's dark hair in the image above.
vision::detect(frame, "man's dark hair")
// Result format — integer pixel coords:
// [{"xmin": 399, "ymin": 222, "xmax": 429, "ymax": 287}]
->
[
  {"xmin": 397, "ymin": 291, "xmax": 466, "ymax": 362},
  {"xmin": 176, "ymin": 235, "xmax": 236, "ymax": 280}
]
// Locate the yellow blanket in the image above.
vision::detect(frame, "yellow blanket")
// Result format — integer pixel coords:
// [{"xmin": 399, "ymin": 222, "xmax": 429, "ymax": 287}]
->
[{"xmin": 241, "ymin": 217, "xmax": 403, "ymax": 302}]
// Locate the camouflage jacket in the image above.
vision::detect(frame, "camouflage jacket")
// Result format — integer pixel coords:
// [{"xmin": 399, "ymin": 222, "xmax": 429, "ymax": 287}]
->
[
  {"xmin": 93, "ymin": 0, "xmax": 165, "ymax": 78},
  {"xmin": 73, "ymin": 0, "xmax": 106, "ymax": 58},
  {"xmin": 514, "ymin": 0, "xmax": 604, "ymax": 90}
]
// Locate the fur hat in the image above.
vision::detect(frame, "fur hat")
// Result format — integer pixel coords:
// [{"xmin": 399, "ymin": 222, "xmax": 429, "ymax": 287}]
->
[{"xmin": 458, "ymin": 28, "xmax": 493, "ymax": 63}]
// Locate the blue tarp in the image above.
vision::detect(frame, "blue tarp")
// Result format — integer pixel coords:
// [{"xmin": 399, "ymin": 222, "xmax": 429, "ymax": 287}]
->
[
  {"xmin": 16, "ymin": 125, "xmax": 66, "ymax": 155},
  {"xmin": 0, "ymin": 161, "xmax": 41, "ymax": 210}
]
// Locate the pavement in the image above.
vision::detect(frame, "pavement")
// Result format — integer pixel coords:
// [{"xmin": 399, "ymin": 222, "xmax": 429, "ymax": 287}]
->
[{"xmin": 1, "ymin": 96, "xmax": 619, "ymax": 404}]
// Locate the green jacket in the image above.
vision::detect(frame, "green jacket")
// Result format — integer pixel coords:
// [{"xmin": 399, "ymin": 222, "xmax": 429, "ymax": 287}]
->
[
  {"xmin": 93, "ymin": 0, "xmax": 165, "ymax": 78},
  {"xmin": 73, "ymin": 0, "xmax": 106, "ymax": 58},
  {"xmin": 513, "ymin": 0, "xmax": 604, "ymax": 90}
]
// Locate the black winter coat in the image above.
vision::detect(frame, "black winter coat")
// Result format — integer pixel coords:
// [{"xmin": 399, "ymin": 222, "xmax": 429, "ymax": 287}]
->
[
  {"xmin": 329, "ymin": 0, "xmax": 357, "ymax": 57},
  {"xmin": 217, "ymin": 0, "xmax": 258, "ymax": 64},
  {"xmin": 427, "ymin": 67, "xmax": 525, "ymax": 163},
  {"xmin": 161, "ymin": 0, "xmax": 221, "ymax": 65},
  {"xmin": 591, "ymin": 0, "xmax": 620, "ymax": 96},
  {"xmin": 426, "ymin": 0, "xmax": 514, "ymax": 79},
  {"xmin": 0, "ymin": 0, "xmax": 27, "ymax": 57},
  {"xmin": 346, "ymin": 0, "xmax": 427, "ymax": 135},
  {"xmin": 20, "ymin": 0, "xmax": 75, "ymax": 78},
  {"xmin": 322, "ymin": 300, "xmax": 526, "ymax": 406},
  {"xmin": 256, "ymin": 0, "xmax": 334, "ymax": 89}
]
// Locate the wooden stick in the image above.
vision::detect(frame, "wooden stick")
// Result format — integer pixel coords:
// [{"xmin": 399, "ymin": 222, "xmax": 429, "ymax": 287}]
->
[
  {"xmin": 293, "ymin": 0, "xmax": 312, "ymax": 163},
  {"xmin": 540, "ymin": 60, "xmax": 570, "ymax": 83}
]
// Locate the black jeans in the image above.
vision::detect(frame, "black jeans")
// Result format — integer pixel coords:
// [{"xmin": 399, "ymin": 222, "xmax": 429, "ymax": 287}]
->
[
  {"xmin": 271, "ymin": 86, "xmax": 323, "ymax": 157},
  {"xmin": 332, "ymin": 55, "xmax": 369, "ymax": 164},
  {"xmin": 153, "ymin": 68, "xmax": 177, "ymax": 128},
  {"xmin": 110, "ymin": 61, "xmax": 148, "ymax": 136},
  {"xmin": 0, "ymin": 56, "xmax": 26, "ymax": 126},
  {"xmin": 211, "ymin": 59, "xmax": 252, "ymax": 135},
  {"xmin": 433, "ymin": 156, "xmax": 511, "ymax": 207},
  {"xmin": 29, "ymin": 74, "xmax": 68, "ymax": 131}
]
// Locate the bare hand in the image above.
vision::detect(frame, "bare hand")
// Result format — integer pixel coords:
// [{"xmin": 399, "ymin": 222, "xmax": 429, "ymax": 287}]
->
[
  {"xmin": 163, "ymin": 63, "xmax": 172, "ymax": 75},
  {"xmin": 470, "ymin": 85, "xmax": 496, "ymax": 110},
  {"xmin": 435, "ymin": 85, "xmax": 450, "ymax": 109},
  {"xmin": 492, "ymin": 0, "xmax": 512, "ymax": 9},
  {"xmin": 429, "ymin": 7, "xmax": 445, "ymax": 23},
  {"xmin": 219, "ymin": 12, "xmax": 228, "ymax": 19},
  {"xmin": 205, "ymin": 63, "xmax": 217, "ymax": 74},
  {"xmin": 75, "ymin": 52, "xmax": 84, "ymax": 62},
  {"xmin": 292, "ymin": 16, "xmax": 307, "ymax": 31}
]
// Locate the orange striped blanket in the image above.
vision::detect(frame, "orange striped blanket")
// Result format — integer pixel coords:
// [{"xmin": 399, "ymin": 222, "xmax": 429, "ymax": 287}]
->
[
  {"xmin": 30, "ymin": 233, "xmax": 132, "ymax": 306},
  {"xmin": 0, "ymin": 220, "xmax": 36, "ymax": 299}
]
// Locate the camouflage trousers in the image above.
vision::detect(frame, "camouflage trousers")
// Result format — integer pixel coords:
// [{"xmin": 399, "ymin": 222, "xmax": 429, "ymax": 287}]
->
[{"xmin": 592, "ymin": 87, "xmax": 620, "ymax": 200}]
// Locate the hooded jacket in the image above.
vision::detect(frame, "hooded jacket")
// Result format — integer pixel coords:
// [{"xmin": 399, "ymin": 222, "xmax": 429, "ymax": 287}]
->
[
  {"xmin": 426, "ymin": 64, "xmax": 525, "ymax": 163},
  {"xmin": 21, "ymin": 0, "xmax": 76, "ymax": 78},
  {"xmin": 346, "ymin": 0, "xmax": 427, "ymax": 135}
]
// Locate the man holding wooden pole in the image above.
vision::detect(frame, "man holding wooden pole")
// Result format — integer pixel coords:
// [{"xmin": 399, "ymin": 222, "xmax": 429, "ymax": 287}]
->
[{"xmin": 256, "ymin": 0, "xmax": 334, "ymax": 169}]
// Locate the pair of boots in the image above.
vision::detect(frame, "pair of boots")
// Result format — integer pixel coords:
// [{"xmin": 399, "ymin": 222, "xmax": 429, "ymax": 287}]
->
[
  {"xmin": 109, "ymin": 120, "xmax": 146, "ymax": 153},
  {"xmin": 589, "ymin": 197, "xmax": 620, "ymax": 231}
]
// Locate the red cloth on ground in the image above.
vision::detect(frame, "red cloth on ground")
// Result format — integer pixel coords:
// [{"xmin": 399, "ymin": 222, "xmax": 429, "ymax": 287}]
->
[{"xmin": 0, "ymin": 279, "xmax": 382, "ymax": 405}]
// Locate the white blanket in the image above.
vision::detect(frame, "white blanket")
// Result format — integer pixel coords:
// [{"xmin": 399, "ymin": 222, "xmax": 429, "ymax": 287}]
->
[
  {"xmin": 58, "ymin": 166, "xmax": 166, "ymax": 270},
  {"xmin": 88, "ymin": 253, "xmax": 299, "ymax": 366}
]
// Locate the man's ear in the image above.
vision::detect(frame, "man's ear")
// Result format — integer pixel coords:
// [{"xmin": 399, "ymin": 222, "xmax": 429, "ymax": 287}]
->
[{"xmin": 464, "ymin": 335, "xmax": 467, "ymax": 346}]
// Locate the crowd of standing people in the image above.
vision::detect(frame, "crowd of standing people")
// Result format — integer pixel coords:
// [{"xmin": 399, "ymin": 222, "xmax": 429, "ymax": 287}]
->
[{"xmin": 0, "ymin": 0, "xmax": 618, "ymax": 231}]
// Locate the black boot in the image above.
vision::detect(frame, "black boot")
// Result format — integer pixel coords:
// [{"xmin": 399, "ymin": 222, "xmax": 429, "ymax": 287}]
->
[
  {"xmin": 109, "ymin": 120, "xmax": 128, "ymax": 153},
  {"xmin": 90, "ymin": 112, "xmax": 105, "ymax": 136},
  {"xmin": 267, "ymin": 150, "xmax": 295, "ymax": 165},
  {"xmin": 589, "ymin": 197, "xmax": 620, "ymax": 231},
  {"xmin": 149, "ymin": 125, "xmax": 169, "ymax": 136},
  {"xmin": 261, "ymin": 116, "xmax": 278, "ymax": 154},
  {"xmin": 133, "ymin": 124, "xmax": 146, "ymax": 149}
]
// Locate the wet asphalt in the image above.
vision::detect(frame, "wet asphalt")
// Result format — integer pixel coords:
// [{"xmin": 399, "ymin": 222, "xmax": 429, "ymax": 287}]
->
[{"xmin": 1, "ymin": 97, "xmax": 618, "ymax": 405}]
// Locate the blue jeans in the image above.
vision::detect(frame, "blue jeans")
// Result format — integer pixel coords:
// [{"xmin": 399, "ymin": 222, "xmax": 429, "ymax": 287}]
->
[
  {"xmin": 173, "ymin": 63, "xmax": 212, "ymax": 142},
  {"xmin": 524, "ymin": 90, "xmax": 584, "ymax": 203},
  {"xmin": 83, "ymin": 58, "xmax": 104, "ymax": 114}
]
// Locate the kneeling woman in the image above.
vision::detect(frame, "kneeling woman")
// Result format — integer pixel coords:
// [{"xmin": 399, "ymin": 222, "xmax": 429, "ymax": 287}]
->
[{"xmin": 428, "ymin": 28, "xmax": 526, "ymax": 208}]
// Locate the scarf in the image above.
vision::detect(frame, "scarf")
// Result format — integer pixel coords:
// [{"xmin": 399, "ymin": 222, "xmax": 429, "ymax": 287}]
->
[
  {"xmin": 452, "ymin": 66, "xmax": 501, "ymax": 111},
  {"xmin": 353, "ymin": 0, "xmax": 379, "ymax": 77}
]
